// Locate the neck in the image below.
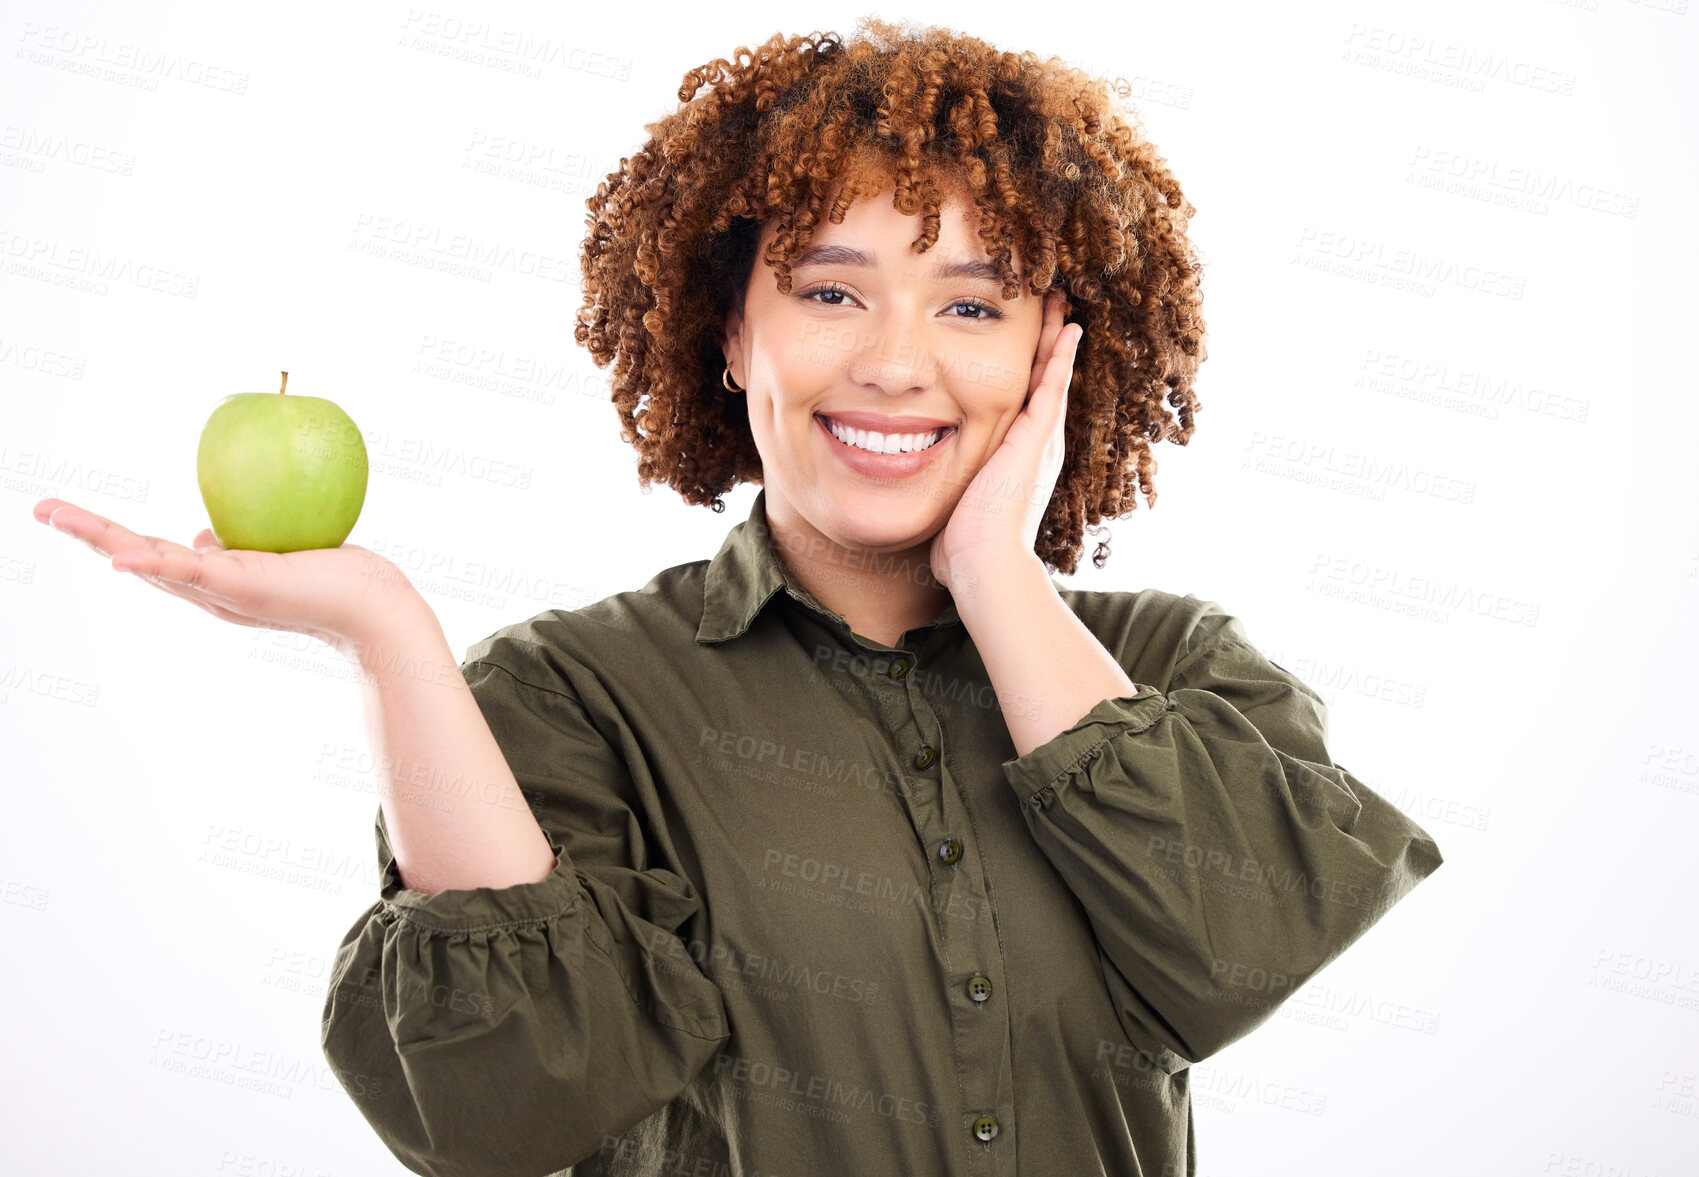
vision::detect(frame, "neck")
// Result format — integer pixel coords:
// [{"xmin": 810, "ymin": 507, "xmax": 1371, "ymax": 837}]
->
[{"xmin": 761, "ymin": 500, "xmax": 952, "ymax": 649}]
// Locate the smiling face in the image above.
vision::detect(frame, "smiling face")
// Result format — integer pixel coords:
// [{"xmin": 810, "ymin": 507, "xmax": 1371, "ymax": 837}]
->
[{"xmin": 720, "ymin": 165, "xmax": 1046, "ymax": 570}]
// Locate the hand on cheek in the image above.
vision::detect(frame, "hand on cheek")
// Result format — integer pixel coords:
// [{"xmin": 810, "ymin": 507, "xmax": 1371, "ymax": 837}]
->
[{"xmin": 929, "ymin": 290, "xmax": 1082, "ymax": 596}]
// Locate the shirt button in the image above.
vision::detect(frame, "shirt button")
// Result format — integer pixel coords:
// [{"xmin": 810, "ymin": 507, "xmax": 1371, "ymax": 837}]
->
[
  {"xmin": 888, "ymin": 658, "xmax": 911, "ymax": 680},
  {"xmin": 966, "ymin": 974, "xmax": 992, "ymax": 1004},
  {"xmin": 937, "ymin": 837, "xmax": 963, "ymax": 866},
  {"xmin": 913, "ymin": 745, "xmax": 937, "ymax": 770},
  {"xmin": 972, "ymin": 1114, "xmax": 999, "ymax": 1143}
]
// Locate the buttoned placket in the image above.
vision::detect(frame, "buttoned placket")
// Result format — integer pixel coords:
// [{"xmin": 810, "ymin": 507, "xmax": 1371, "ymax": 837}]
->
[
  {"xmin": 866, "ymin": 620, "xmax": 1017, "ymax": 1174},
  {"xmin": 771, "ymin": 574, "xmax": 1018, "ymax": 1175}
]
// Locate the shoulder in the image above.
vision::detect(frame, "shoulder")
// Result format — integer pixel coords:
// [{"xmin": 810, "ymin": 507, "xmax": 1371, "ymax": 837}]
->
[
  {"xmin": 1053, "ymin": 584, "xmax": 1251, "ymax": 683},
  {"xmin": 459, "ymin": 557, "xmax": 713, "ymax": 694}
]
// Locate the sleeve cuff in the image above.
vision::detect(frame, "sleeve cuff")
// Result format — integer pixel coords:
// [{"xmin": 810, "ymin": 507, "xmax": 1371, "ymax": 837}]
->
[
  {"xmin": 1001, "ymin": 687, "xmax": 1174, "ymax": 806},
  {"xmin": 378, "ymin": 835, "xmax": 584, "ymax": 932}
]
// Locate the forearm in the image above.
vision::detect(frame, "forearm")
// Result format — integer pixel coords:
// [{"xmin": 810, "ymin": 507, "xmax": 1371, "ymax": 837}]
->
[
  {"xmin": 1003, "ymin": 690, "xmax": 1444, "ymax": 1061},
  {"xmin": 340, "ymin": 595, "xmax": 557, "ymax": 896},
  {"xmin": 955, "ymin": 554, "xmax": 1137, "ymax": 758}
]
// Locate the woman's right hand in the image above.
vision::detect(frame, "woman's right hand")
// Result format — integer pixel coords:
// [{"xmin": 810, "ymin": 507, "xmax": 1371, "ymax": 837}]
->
[{"xmin": 32, "ymin": 497, "xmax": 426, "ymax": 662}]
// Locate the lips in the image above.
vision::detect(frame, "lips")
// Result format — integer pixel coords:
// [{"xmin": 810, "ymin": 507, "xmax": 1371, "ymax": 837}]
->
[
  {"xmin": 818, "ymin": 415, "xmax": 949, "ymax": 455},
  {"xmin": 817, "ymin": 410, "xmax": 957, "ymax": 432},
  {"xmin": 813, "ymin": 413, "xmax": 955, "ymax": 476}
]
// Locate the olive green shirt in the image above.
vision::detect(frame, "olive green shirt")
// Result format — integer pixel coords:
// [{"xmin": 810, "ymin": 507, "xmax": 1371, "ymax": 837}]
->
[{"xmin": 320, "ymin": 489, "xmax": 1443, "ymax": 1177}]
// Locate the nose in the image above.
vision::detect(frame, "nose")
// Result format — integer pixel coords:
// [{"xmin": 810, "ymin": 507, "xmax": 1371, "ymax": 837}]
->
[{"xmin": 843, "ymin": 310, "xmax": 936, "ymax": 398}]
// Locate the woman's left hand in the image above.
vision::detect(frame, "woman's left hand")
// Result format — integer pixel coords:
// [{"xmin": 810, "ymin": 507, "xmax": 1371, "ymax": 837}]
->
[{"xmin": 930, "ymin": 289, "xmax": 1082, "ymax": 596}]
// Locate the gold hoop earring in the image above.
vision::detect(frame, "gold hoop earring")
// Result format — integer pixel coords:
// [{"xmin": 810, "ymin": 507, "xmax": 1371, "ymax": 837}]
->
[{"xmin": 722, "ymin": 364, "xmax": 744, "ymax": 394}]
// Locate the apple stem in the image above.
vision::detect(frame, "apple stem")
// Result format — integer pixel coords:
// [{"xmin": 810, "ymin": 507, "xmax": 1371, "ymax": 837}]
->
[{"xmin": 280, "ymin": 370, "xmax": 288, "ymax": 395}]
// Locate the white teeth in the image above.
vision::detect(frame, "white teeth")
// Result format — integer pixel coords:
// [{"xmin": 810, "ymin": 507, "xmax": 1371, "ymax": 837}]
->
[{"xmin": 825, "ymin": 418, "xmax": 945, "ymax": 455}]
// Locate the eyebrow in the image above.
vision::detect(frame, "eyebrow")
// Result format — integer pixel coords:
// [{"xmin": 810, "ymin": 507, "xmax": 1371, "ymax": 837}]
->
[{"xmin": 792, "ymin": 244, "xmax": 1006, "ymax": 286}]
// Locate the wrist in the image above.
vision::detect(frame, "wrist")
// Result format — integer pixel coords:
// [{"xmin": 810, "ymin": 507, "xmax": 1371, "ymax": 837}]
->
[
  {"xmin": 950, "ymin": 549, "xmax": 1053, "ymax": 619},
  {"xmin": 335, "ymin": 590, "xmax": 446, "ymax": 671}
]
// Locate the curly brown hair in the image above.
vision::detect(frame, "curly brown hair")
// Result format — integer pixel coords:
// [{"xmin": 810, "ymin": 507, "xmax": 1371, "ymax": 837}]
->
[{"xmin": 573, "ymin": 16, "xmax": 1205, "ymax": 573}]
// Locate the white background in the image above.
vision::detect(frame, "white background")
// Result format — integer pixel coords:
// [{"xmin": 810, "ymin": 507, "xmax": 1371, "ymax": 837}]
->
[{"xmin": 3, "ymin": 1, "xmax": 1696, "ymax": 1174}]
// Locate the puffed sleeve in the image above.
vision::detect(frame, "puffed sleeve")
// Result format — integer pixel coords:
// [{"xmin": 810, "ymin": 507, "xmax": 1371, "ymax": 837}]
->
[
  {"xmin": 319, "ymin": 653, "xmax": 731, "ymax": 1177},
  {"xmin": 1001, "ymin": 602, "xmax": 1443, "ymax": 1071}
]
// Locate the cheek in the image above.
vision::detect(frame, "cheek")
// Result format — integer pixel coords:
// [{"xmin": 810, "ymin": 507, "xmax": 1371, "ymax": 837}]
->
[
  {"xmin": 744, "ymin": 394, "xmax": 806, "ymax": 466},
  {"xmin": 965, "ymin": 371, "xmax": 1026, "ymax": 426},
  {"xmin": 979, "ymin": 345, "xmax": 1034, "ymax": 407},
  {"xmin": 754, "ymin": 402, "xmax": 784, "ymax": 451}
]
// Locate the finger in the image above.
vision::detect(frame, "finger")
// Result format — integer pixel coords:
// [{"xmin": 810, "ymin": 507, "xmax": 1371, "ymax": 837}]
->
[
  {"xmin": 1033, "ymin": 321, "xmax": 1081, "ymax": 411},
  {"xmin": 1057, "ymin": 319, "xmax": 1083, "ymax": 376},
  {"xmin": 61, "ymin": 510, "xmax": 250, "ymax": 602},
  {"xmin": 41, "ymin": 501, "xmax": 195, "ymax": 566},
  {"xmin": 1046, "ymin": 290, "xmax": 1068, "ymax": 348},
  {"xmin": 1029, "ymin": 291, "xmax": 1067, "ymax": 396},
  {"xmin": 174, "ymin": 585, "xmax": 264, "ymax": 627},
  {"xmin": 33, "ymin": 498, "xmax": 69, "ymax": 524},
  {"xmin": 113, "ymin": 544, "xmax": 245, "ymax": 602},
  {"xmin": 126, "ymin": 565, "xmax": 265, "ymax": 626},
  {"xmin": 1027, "ymin": 323, "xmax": 1081, "ymax": 466}
]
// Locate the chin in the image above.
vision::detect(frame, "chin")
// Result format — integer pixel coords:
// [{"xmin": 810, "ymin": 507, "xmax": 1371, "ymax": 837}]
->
[{"xmin": 819, "ymin": 495, "xmax": 943, "ymax": 553}]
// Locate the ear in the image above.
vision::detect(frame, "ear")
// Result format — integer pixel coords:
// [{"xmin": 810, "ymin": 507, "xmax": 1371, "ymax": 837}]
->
[{"xmin": 720, "ymin": 303, "xmax": 745, "ymax": 386}]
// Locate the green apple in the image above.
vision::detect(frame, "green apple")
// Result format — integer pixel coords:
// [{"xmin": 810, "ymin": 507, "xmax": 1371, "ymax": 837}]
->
[{"xmin": 196, "ymin": 371, "xmax": 369, "ymax": 552}]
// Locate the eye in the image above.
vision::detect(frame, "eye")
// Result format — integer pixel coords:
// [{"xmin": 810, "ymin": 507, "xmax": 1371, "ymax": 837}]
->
[
  {"xmin": 947, "ymin": 298, "xmax": 1004, "ymax": 322},
  {"xmin": 796, "ymin": 282, "xmax": 1005, "ymax": 321},
  {"xmin": 798, "ymin": 281, "xmax": 859, "ymax": 308}
]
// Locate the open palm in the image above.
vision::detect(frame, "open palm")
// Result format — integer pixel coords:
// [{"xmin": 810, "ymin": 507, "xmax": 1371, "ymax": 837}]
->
[
  {"xmin": 32, "ymin": 498, "xmax": 422, "ymax": 660},
  {"xmin": 930, "ymin": 290, "xmax": 1082, "ymax": 592}
]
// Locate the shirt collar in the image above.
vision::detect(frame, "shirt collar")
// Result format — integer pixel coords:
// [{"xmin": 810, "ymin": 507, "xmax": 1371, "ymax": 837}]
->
[{"xmin": 695, "ymin": 489, "xmax": 962, "ymax": 645}]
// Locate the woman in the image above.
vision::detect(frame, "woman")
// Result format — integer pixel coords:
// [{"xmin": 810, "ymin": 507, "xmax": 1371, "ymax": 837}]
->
[{"xmin": 33, "ymin": 18, "xmax": 1442, "ymax": 1176}]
